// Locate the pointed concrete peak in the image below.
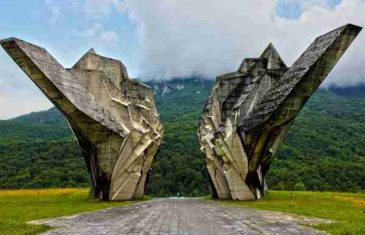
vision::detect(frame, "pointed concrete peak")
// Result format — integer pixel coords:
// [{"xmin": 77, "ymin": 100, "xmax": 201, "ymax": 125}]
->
[
  {"xmin": 71, "ymin": 48, "xmax": 99, "ymax": 68},
  {"xmin": 260, "ymin": 43, "xmax": 287, "ymax": 69},
  {"xmin": 0, "ymin": 37, "xmax": 20, "ymax": 44},
  {"xmin": 260, "ymin": 43, "xmax": 278, "ymax": 59},
  {"xmin": 87, "ymin": 48, "xmax": 96, "ymax": 54}
]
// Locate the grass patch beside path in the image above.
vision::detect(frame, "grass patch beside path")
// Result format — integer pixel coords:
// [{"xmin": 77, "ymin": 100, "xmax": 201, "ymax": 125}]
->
[
  {"xmin": 218, "ymin": 191, "xmax": 365, "ymax": 235},
  {"xmin": 0, "ymin": 188, "xmax": 136, "ymax": 235}
]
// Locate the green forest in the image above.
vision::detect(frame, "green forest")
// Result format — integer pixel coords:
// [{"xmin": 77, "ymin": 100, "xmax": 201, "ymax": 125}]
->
[{"xmin": 0, "ymin": 78, "xmax": 364, "ymax": 196}]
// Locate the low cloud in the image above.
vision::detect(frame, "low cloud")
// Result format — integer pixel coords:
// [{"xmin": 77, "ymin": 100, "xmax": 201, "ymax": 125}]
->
[
  {"xmin": 121, "ymin": 0, "xmax": 365, "ymax": 86},
  {"xmin": 2, "ymin": 0, "xmax": 365, "ymax": 119},
  {"xmin": 73, "ymin": 23, "xmax": 121, "ymax": 51}
]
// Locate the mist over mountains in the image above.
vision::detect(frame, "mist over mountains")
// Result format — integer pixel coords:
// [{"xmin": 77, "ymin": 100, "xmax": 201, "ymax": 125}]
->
[{"xmin": 328, "ymin": 83, "xmax": 365, "ymax": 98}]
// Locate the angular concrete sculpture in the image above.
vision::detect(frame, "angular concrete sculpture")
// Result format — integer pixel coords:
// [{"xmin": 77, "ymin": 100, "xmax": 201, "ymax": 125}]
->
[
  {"xmin": 198, "ymin": 24, "xmax": 362, "ymax": 200},
  {"xmin": 1, "ymin": 38, "xmax": 164, "ymax": 201}
]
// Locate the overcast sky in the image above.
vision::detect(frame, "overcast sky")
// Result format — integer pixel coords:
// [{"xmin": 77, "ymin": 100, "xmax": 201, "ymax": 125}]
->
[{"xmin": 0, "ymin": 0, "xmax": 364, "ymax": 119}]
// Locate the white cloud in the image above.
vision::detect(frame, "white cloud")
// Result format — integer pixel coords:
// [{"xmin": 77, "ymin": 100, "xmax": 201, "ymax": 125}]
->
[
  {"xmin": 45, "ymin": 0, "xmax": 123, "ymax": 53},
  {"xmin": 2, "ymin": 0, "xmax": 365, "ymax": 119},
  {"xmin": 72, "ymin": 23, "xmax": 120, "ymax": 51},
  {"xmin": 121, "ymin": 0, "xmax": 365, "ymax": 86},
  {"xmin": 44, "ymin": 0, "xmax": 62, "ymax": 24},
  {"xmin": 76, "ymin": 0, "xmax": 126, "ymax": 19},
  {"xmin": 73, "ymin": 23, "xmax": 104, "ymax": 38},
  {"xmin": 96, "ymin": 30, "xmax": 119, "ymax": 45},
  {"xmin": 45, "ymin": 0, "xmax": 125, "ymax": 19}
]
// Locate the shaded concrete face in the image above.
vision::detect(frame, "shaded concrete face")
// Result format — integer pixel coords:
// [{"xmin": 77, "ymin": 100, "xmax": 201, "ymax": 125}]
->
[
  {"xmin": 0, "ymin": 38, "xmax": 164, "ymax": 201},
  {"xmin": 198, "ymin": 24, "xmax": 362, "ymax": 200}
]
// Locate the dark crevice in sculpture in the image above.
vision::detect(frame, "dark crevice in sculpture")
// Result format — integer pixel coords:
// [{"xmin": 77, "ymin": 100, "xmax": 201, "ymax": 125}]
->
[{"xmin": 198, "ymin": 24, "xmax": 362, "ymax": 200}]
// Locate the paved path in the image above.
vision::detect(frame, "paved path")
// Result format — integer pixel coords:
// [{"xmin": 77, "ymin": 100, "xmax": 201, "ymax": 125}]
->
[{"xmin": 30, "ymin": 198, "xmax": 330, "ymax": 235}]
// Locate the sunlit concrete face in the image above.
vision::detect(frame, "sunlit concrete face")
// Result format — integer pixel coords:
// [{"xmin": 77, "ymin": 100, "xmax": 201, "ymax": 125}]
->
[
  {"xmin": 198, "ymin": 24, "xmax": 362, "ymax": 200},
  {"xmin": 0, "ymin": 38, "xmax": 164, "ymax": 201}
]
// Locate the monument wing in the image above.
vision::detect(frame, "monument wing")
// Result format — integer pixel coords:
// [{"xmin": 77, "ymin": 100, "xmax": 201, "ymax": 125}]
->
[
  {"xmin": 1, "ymin": 38, "xmax": 164, "ymax": 201},
  {"xmin": 198, "ymin": 24, "xmax": 361, "ymax": 200},
  {"xmin": 242, "ymin": 24, "xmax": 362, "ymax": 131}
]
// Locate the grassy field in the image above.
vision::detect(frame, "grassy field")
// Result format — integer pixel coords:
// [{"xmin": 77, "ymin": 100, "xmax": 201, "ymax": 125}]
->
[
  {"xmin": 0, "ymin": 188, "xmax": 135, "ymax": 235},
  {"xmin": 220, "ymin": 191, "xmax": 365, "ymax": 235}
]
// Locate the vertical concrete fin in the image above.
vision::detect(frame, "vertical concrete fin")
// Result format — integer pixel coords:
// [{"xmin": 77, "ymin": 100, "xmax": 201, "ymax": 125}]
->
[
  {"xmin": 1, "ymin": 37, "xmax": 164, "ymax": 201},
  {"xmin": 198, "ymin": 24, "xmax": 361, "ymax": 201},
  {"xmin": 0, "ymin": 38, "xmax": 128, "ymax": 137}
]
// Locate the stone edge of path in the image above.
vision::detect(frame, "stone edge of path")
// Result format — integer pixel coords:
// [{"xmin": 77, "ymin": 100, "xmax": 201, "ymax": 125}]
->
[
  {"xmin": 26, "ymin": 199, "xmax": 150, "ymax": 226},
  {"xmin": 207, "ymin": 199, "xmax": 334, "ymax": 227}
]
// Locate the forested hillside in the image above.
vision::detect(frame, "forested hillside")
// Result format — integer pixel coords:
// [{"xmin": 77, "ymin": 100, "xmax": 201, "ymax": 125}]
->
[
  {"xmin": 0, "ymin": 108, "xmax": 88, "ymax": 188},
  {"xmin": 0, "ymin": 78, "xmax": 364, "ymax": 195}
]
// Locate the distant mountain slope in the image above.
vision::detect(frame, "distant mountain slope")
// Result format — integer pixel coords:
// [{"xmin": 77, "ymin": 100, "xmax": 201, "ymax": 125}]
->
[
  {"xmin": 11, "ymin": 107, "xmax": 65, "ymax": 124},
  {"xmin": 0, "ymin": 78, "xmax": 364, "ymax": 194},
  {"xmin": 146, "ymin": 78, "xmax": 212, "ymax": 121},
  {"xmin": 0, "ymin": 108, "xmax": 72, "ymax": 142},
  {"xmin": 329, "ymin": 84, "xmax": 365, "ymax": 98}
]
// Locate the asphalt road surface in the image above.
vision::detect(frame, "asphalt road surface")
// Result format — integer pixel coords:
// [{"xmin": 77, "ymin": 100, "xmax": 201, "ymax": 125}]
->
[{"xmin": 30, "ymin": 198, "xmax": 330, "ymax": 235}]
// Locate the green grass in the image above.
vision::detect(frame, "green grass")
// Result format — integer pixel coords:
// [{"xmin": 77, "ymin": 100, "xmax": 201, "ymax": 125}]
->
[
  {"xmin": 218, "ymin": 191, "xmax": 365, "ymax": 235},
  {"xmin": 0, "ymin": 188, "xmax": 136, "ymax": 235},
  {"xmin": 2, "ymin": 189, "xmax": 364, "ymax": 235}
]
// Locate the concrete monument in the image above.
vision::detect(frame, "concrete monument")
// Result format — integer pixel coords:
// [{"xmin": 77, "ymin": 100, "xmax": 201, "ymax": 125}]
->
[
  {"xmin": 198, "ymin": 24, "xmax": 362, "ymax": 200},
  {"xmin": 1, "ymin": 38, "xmax": 164, "ymax": 201}
]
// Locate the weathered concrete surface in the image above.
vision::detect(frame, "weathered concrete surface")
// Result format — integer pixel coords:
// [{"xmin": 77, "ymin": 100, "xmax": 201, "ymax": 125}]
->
[
  {"xmin": 198, "ymin": 24, "xmax": 362, "ymax": 200},
  {"xmin": 30, "ymin": 198, "xmax": 330, "ymax": 235},
  {"xmin": 0, "ymin": 38, "xmax": 164, "ymax": 201}
]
